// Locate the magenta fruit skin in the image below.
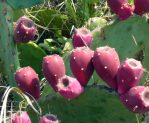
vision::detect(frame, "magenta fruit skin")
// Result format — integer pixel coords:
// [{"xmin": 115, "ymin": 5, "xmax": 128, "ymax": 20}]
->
[
  {"xmin": 56, "ymin": 75, "xmax": 84, "ymax": 100},
  {"xmin": 39, "ymin": 114, "xmax": 59, "ymax": 123},
  {"xmin": 118, "ymin": 4, "xmax": 134, "ymax": 20},
  {"xmin": 107, "ymin": 0, "xmax": 128, "ymax": 14},
  {"xmin": 70, "ymin": 47, "xmax": 94, "ymax": 86},
  {"xmin": 14, "ymin": 16, "xmax": 36, "ymax": 43},
  {"xmin": 93, "ymin": 46, "xmax": 120, "ymax": 90},
  {"xmin": 42, "ymin": 54, "xmax": 65, "ymax": 91},
  {"xmin": 12, "ymin": 111, "xmax": 31, "ymax": 123},
  {"xmin": 134, "ymin": 0, "xmax": 149, "ymax": 15},
  {"xmin": 117, "ymin": 58, "xmax": 144, "ymax": 95},
  {"xmin": 15, "ymin": 66, "xmax": 40, "ymax": 100},
  {"xmin": 120, "ymin": 86, "xmax": 149, "ymax": 113},
  {"xmin": 72, "ymin": 27, "xmax": 93, "ymax": 48}
]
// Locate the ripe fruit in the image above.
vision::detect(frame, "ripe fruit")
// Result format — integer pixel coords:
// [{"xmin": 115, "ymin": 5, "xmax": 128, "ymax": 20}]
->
[
  {"xmin": 93, "ymin": 46, "xmax": 120, "ymax": 90},
  {"xmin": 70, "ymin": 47, "xmax": 94, "ymax": 86},
  {"xmin": 42, "ymin": 55, "xmax": 65, "ymax": 91},
  {"xmin": 107, "ymin": 0, "xmax": 128, "ymax": 14},
  {"xmin": 117, "ymin": 58, "xmax": 144, "ymax": 95},
  {"xmin": 118, "ymin": 4, "xmax": 134, "ymax": 20},
  {"xmin": 134, "ymin": 0, "xmax": 149, "ymax": 15},
  {"xmin": 39, "ymin": 114, "xmax": 59, "ymax": 123},
  {"xmin": 56, "ymin": 75, "xmax": 84, "ymax": 100},
  {"xmin": 11, "ymin": 111, "xmax": 31, "ymax": 123},
  {"xmin": 15, "ymin": 66, "xmax": 40, "ymax": 100},
  {"xmin": 72, "ymin": 27, "xmax": 93, "ymax": 48},
  {"xmin": 14, "ymin": 16, "xmax": 36, "ymax": 43},
  {"xmin": 120, "ymin": 86, "xmax": 149, "ymax": 113}
]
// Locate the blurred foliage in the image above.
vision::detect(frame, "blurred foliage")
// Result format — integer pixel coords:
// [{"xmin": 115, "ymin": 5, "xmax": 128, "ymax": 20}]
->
[
  {"xmin": 38, "ymin": 37, "xmax": 71, "ymax": 55},
  {"xmin": 85, "ymin": 17, "xmax": 108, "ymax": 30},
  {"xmin": 29, "ymin": 8, "xmax": 69, "ymax": 42}
]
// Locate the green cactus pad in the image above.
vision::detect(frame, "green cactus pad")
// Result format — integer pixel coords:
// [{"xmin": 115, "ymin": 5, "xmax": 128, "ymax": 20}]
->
[
  {"xmin": 7, "ymin": 0, "xmax": 45, "ymax": 9},
  {"xmin": 28, "ymin": 87, "xmax": 137, "ymax": 123},
  {"xmin": 92, "ymin": 16, "xmax": 149, "ymax": 69}
]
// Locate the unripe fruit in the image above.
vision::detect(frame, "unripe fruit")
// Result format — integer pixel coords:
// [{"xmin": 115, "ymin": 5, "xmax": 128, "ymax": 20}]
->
[
  {"xmin": 72, "ymin": 27, "xmax": 93, "ymax": 48},
  {"xmin": 11, "ymin": 111, "xmax": 31, "ymax": 123},
  {"xmin": 134, "ymin": 0, "xmax": 149, "ymax": 15},
  {"xmin": 39, "ymin": 114, "xmax": 59, "ymax": 123},
  {"xmin": 42, "ymin": 55, "xmax": 65, "ymax": 91},
  {"xmin": 117, "ymin": 58, "xmax": 144, "ymax": 95},
  {"xmin": 14, "ymin": 16, "xmax": 36, "ymax": 43},
  {"xmin": 120, "ymin": 86, "xmax": 149, "ymax": 113},
  {"xmin": 15, "ymin": 66, "xmax": 40, "ymax": 100},
  {"xmin": 56, "ymin": 75, "xmax": 84, "ymax": 100},
  {"xmin": 107, "ymin": 0, "xmax": 128, "ymax": 14},
  {"xmin": 118, "ymin": 4, "xmax": 134, "ymax": 20},
  {"xmin": 70, "ymin": 47, "xmax": 94, "ymax": 86},
  {"xmin": 93, "ymin": 46, "xmax": 120, "ymax": 90}
]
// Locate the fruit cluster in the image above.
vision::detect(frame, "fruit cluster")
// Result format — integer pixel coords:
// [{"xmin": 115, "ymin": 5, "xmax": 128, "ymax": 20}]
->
[
  {"xmin": 14, "ymin": 26, "xmax": 149, "ymax": 115},
  {"xmin": 13, "ymin": 16, "xmax": 149, "ymax": 122},
  {"xmin": 107, "ymin": 0, "xmax": 149, "ymax": 20}
]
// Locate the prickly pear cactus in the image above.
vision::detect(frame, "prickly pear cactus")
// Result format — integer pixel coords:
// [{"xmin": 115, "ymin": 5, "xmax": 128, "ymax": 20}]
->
[{"xmin": 2, "ymin": 0, "xmax": 149, "ymax": 122}]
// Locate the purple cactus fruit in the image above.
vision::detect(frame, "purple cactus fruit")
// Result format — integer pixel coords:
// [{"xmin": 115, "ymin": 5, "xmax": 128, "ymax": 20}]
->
[
  {"xmin": 120, "ymin": 86, "xmax": 149, "ymax": 113},
  {"xmin": 70, "ymin": 47, "xmax": 94, "ymax": 86},
  {"xmin": 11, "ymin": 111, "xmax": 31, "ymax": 123},
  {"xmin": 107, "ymin": 0, "xmax": 128, "ymax": 14},
  {"xmin": 72, "ymin": 27, "xmax": 93, "ymax": 48},
  {"xmin": 93, "ymin": 46, "xmax": 120, "ymax": 90},
  {"xmin": 39, "ymin": 114, "xmax": 59, "ymax": 123},
  {"xmin": 15, "ymin": 66, "xmax": 40, "ymax": 100},
  {"xmin": 42, "ymin": 54, "xmax": 65, "ymax": 91},
  {"xmin": 134, "ymin": 0, "xmax": 149, "ymax": 15},
  {"xmin": 118, "ymin": 4, "xmax": 134, "ymax": 20},
  {"xmin": 117, "ymin": 58, "xmax": 144, "ymax": 95},
  {"xmin": 56, "ymin": 75, "xmax": 84, "ymax": 100},
  {"xmin": 14, "ymin": 16, "xmax": 37, "ymax": 43}
]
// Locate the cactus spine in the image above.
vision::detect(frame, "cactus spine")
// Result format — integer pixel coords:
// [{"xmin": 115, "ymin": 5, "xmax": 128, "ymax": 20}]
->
[{"xmin": 0, "ymin": 0, "xmax": 20, "ymax": 86}]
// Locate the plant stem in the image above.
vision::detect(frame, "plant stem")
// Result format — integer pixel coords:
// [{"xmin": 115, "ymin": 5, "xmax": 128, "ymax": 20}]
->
[{"xmin": 0, "ymin": 0, "xmax": 20, "ymax": 87}]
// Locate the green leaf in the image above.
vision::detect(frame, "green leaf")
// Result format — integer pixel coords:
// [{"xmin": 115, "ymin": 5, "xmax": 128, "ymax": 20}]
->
[
  {"xmin": 28, "ymin": 87, "xmax": 137, "ymax": 123},
  {"xmin": 17, "ymin": 42, "xmax": 46, "ymax": 79},
  {"xmin": 7, "ymin": 0, "xmax": 45, "ymax": 9}
]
